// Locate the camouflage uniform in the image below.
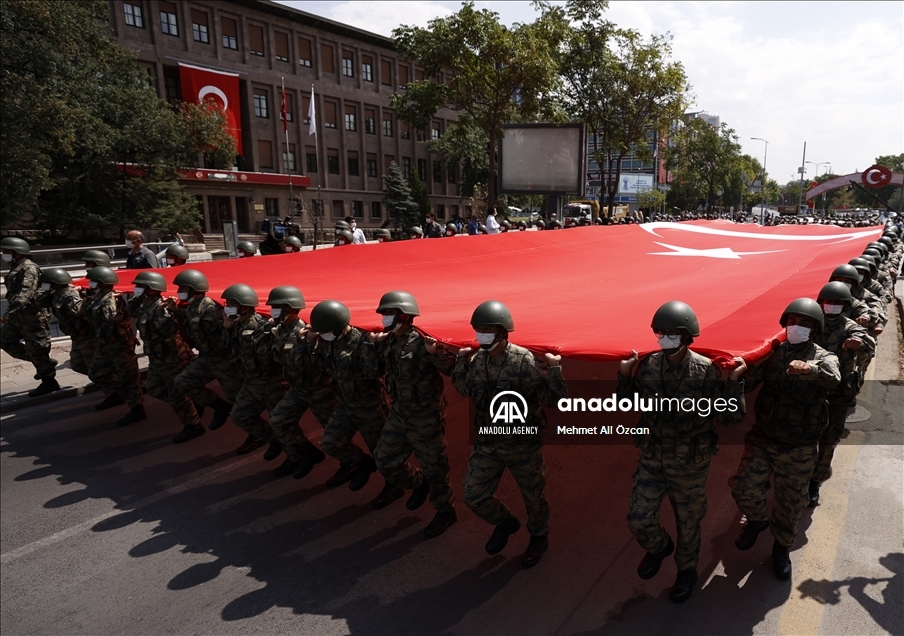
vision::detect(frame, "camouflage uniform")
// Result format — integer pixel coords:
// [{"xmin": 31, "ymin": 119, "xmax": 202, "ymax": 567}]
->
[
  {"xmin": 618, "ymin": 350, "xmax": 746, "ymax": 571},
  {"xmin": 173, "ymin": 296, "xmax": 243, "ymax": 406},
  {"xmin": 131, "ymin": 296, "xmax": 199, "ymax": 428},
  {"xmin": 37, "ymin": 285, "xmax": 95, "ymax": 375},
  {"xmin": 82, "ymin": 288, "xmax": 143, "ymax": 407},
  {"xmin": 317, "ymin": 327, "xmax": 389, "ymax": 468},
  {"xmin": 1, "ymin": 256, "xmax": 55, "ymax": 379},
  {"xmin": 729, "ymin": 341, "xmax": 840, "ymax": 548},
  {"xmin": 269, "ymin": 315, "xmax": 337, "ymax": 460},
  {"xmin": 228, "ymin": 312, "xmax": 287, "ymax": 443},
  {"xmin": 452, "ymin": 342, "xmax": 567, "ymax": 537},
  {"xmin": 365, "ymin": 328, "xmax": 457, "ymax": 513}
]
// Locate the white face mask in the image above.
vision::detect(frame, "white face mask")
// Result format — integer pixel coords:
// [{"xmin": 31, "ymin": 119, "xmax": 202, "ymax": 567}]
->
[
  {"xmin": 167, "ymin": 257, "xmax": 176, "ymax": 265},
  {"xmin": 822, "ymin": 303, "xmax": 843, "ymax": 315},
  {"xmin": 177, "ymin": 292, "xmax": 190, "ymax": 301},
  {"xmin": 856, "ymin": 273, "xmax": 864, "ymax": 283},
  {"xmin": 125, "ymin": 239, "xmax": 135, "ymax": 248},
  {"xmin": 223, "ymin": 306, "xmax": 239, "ymax": 317},
  {"xmin": 133, "ymin": 287, "xmax": 145, "ymax": 297},
  {"xmin": 475, "ymin": 332, "xmax": 496, "ymax": 349},
  {"xmin": 657, "ymin": 334, "xmax": 683, "ymax": 351},
  {"xmin": 840, "ymin": 281, "xmax": 853, "ymax": 291},
  {"xmin": 320, "ymin": 332, "xmax": 337, "ymax": 342},
  {"xmin": 285, "ymin": 246, "xmax": 294, "ymax": 253},
  {"xmin": 270, "ymin": 308, "xmax": 282, "ymax": 319},
  {"xmin": 350, "ymin": 223, "xmax": 357, "ymax": 230},
  {"xmin": 377, "ymin": 237, "xmax": 386, "ymax": 243},
  {"xmin": 41, "ymin": 282, "xmax": 52, "ymax": 291},
  {"xmin": 785, "ymin": 325, "xmax": 811, "ymax": 345},
  {"xmin": 89, "ymin": 281, "xmax": 99, "ymax": 289},
  {"xmin": 1, "ymin": 253, "xmax": 12, "ymax": 263}
]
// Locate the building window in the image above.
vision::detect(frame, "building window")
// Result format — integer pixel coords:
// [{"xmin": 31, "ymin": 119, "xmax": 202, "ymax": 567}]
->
[
  {"xmin": 306, "ymin": 152, "xmax": 318, "ymax": 173},
  {"xmin": 364, "ymin": 109, "xmax": 375, "ymax": 134},
  {"xmin": 327, "ymin": 150, "xmax": 340, "ymax": 175},
  {"xmin": 283, "ymin": 144, "xmax": 296, "ymax": 172},
  {"xmin": 432, "ymin": 126, "xmax": 441, "ymax": 140},
  {"xmin": 362, "ymin": 56, "xmax": 373, "ymax": 82},
  {"xmin": 436, "ymin": 204, "xmax": 446, "ymax": 220},
  {"xmin": 191, "ymin": 10, "xmax": 208, "ymax": 43},
  {"xmin": 370, "ymin": 201, "xmax": 382, "ymax": 219},
  {"xmin": 283, "ymin": 93, "xmax": 293, "ymax": 122},
  {"xmin": 253, "ymin": 90, "xmax": 268, "ymax": 118},
  {"xmin": 298, "ymin": 38, "xmax": 312, "ymax": 67},
  {"xmin": 275, "ymin": 32, "xmax": 289, "ymax": 62},
  {"xmin": 249, "ymin": 25, "xmax": 265, "ymax": 56},
  {"xmin": 265, "ymin": 198, "xmax": 279, "ymax": 216},
  {"xmin": 433, "ymin": 161, "xmax": 442, "ymax": 183},
  {"xmin": 366, "ymin": 153, "xmax": 377, "ymax": 177},
  {"xmin": 344, "ymin": 105, "xmax": 356, "ymax": 131},
  {"xmin": 448, "ymin": 165, "xmax": 458, "ymax": 184},
  {"xmin": 382, "ymin": 113, "xmax": 393, "ymax": 137},
  {"xmin": 258, "ymin": 140, "xmax": 273, "ymax": 169},
  {"xmin": 384, "ymin": 154, "xmax": 395, "ymax": 173},
  {"xmin": 163, "ymin": 69, "xmax": 180, "ymax": 106},
  {"xmin": 399, "ymin": 65, "xmax": 409, "ymax": 88},
  {"xmin": 400, "ymin": 122, "xmax": 410, "ymax": 140},
  {"xmin": 221, "ymin": 17, "xmax": 238, "ymax": 50},
  {"xmin": 348, "ymin": 151, "xmax": 359, "ymax": 176},
  {"xmin": 302, "ymin": 95, "xmax": 310, "ymax": 125},
  {"xmin": 159, "ymin": 1, "xmax": 178, "ymax": 36},
  {"xmin": 332, "ymin": 200, "xmax": 345, "ymax": 219},
  {"xmin": 415, "ymin": 69, "xmax": 424, "ymax": 81},
  {"xmin": 380, "ymin": 59, "xmax": 392, "ymax": 86},
  {"xmin": 124, "ymin": 3, "xmax": 144, "ymax": 28},
  {"xmin": 352, "ymin": 200, "xmax": 364, "ymax": 218},
  {"xmin": 451, "ymin": 205, "xmax": 459, "ymax": 218},
  {"xmin": 321, "ymin": 43, "xmax": 334, "ymax": 73},
  {"xmin": 417, "ymin": 130, "xmax": 426, "ymax": 142},
  {"xmin": 342, "ymin": 52, "xmax": 354, "ymax": 77},
  {"xmin": 323, "ymin": 101, "xmax": 337, "ymax": 129},
  {"xmin": 402, "ymin": 157, "xmax": 411, "ymax": 179},
  {"xmin": 417, "ymin": 159, "xmax": 427, "ymax": 180}
]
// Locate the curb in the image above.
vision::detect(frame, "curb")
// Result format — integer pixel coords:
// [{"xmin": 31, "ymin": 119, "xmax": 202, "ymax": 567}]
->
[{"xmin": 2, "ymin": 368, "xmax": 149, "ymax": 413}]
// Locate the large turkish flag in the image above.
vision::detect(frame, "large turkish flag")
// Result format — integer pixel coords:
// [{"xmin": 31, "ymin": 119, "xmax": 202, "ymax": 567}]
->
[{"xmin": 178, "ymin": 62, "xmax": 243, "ymax": 155}]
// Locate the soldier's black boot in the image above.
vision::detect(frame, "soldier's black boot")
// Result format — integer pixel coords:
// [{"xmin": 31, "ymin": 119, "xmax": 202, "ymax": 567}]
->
[
  {"xmin": 95, "ymin": 394, "xmax": 125, "ymax": 411},
  {"xmin": 326, "ymin": 463, "xmax": 356, "ymax": 488},
  {"xmin": 293, "ymin": 442, "xmax": 326, "ymax": 480},
  {"xmin": 236, "ymin": 434, "xmax": 265, "ymax": 455},
  {"xmin": 735, "ymin": 519, "xmax": 769, "ymax": 550},
  {"xmin": 670, "ymin": 568, "xmax": 698, "ymax": 603},
  {"xmin": 262, "ymin": 441, "xmax": 283, "ymax": 461},
  {"xmin": 521, "ymin": 535, "xmax": 549, "ymax": 568},
  {"xmin": 807, "ymin": 481, "xmax": 820, "ymax": 507},
  {"xmin": 406, "ymin": 475, "xmax": 430, "ymax": 511},
  {"xmin": 348, "ymin": 455, "xmax": 376, "ymax": 492},
  {"xmin": 485, "ymin": 515, "xmax": 521, "ymax": 555},
  {"xmin": 208, "ymin": 398, "xmax": 233, "ymax": 430},
  {"xmin": 273, "ymin": 457, "xmax": 301, "ymax": 477},
  {"xmin": 772, "ymin": 540, "xmax": 792, "ymax": 580},
  {"xmin": 34, "ymin": 359, "xmax": 60, "ymax": 380},
  {"xmin": 28, "ymin": 377, "xmax": 60, "ymax": 397},
  {"xmin": 193, "ymin": 402, "xmax": 205, "ymax": 422},
  {"xmin": 637, "ymin": 535, "xmax": 674, "ymax": 579},
  {"xmin": 116, "ymin": 405, "xmax": 147, "ymax": 427},
  {"xmin": 424, "ymin": 509, "xmax": 457, "ymax": 538},
  {"xmin": 371, "ymin": 481, "xmax": 405, "ymax": 509},
  {"xmin": 173, "ymin": 425, "xmax": 205, "ymax": 444}
]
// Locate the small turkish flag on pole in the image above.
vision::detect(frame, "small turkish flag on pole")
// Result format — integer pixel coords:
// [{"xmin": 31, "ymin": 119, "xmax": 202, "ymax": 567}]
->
[{"xmin": 280, "ymin": 80, "xmax": 288, "ymax": 134}]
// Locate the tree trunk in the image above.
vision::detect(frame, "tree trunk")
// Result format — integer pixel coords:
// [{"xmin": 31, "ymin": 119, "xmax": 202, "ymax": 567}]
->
[{"xmin": 486, "ymin": 139, "xmax": 497, "ymax": 213}]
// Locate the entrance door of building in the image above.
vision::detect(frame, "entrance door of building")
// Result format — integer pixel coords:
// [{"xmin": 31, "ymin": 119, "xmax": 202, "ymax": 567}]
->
[{"xmin": 207, "ymin": 196, "xmax": 232, "ymax": 233}]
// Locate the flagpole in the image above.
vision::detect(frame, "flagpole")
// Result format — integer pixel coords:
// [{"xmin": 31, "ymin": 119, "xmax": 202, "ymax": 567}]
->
[
  {"xmin": 282, "ymin": 77, "xmax": 294, "ymax": 224},
  {"xmin": 310, "ymin": 84, "xmax": 321, "ymax": 251}
]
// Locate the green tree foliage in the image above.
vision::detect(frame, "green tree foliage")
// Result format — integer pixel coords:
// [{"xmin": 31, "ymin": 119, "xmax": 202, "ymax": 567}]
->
[
  {"xmin": 382, "ymin": 162, "xmax": 420, "ymax": 229},
  {"xmin": 852, "ymin": 153, "xmax": 903, "ymax": 211},
  {"xmin": 665, "ymin": 119, "xmax": 741, "ymax": 212},
  {"xmin": 635, "ymin": 188, "xmax": 666, "ymax": 214},
  {"xmin": 407, "ymin": 169, "xmax": 432, "ymax": 224},
  {"xmin": 391, "ymin": 2, "xmax": 568, "ymax": 210}
]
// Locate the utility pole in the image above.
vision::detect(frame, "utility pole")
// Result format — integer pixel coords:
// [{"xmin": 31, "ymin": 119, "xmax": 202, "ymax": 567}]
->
[{"xmin": 796, "ymin": 141, "xmax": 807, "ymax": 213}]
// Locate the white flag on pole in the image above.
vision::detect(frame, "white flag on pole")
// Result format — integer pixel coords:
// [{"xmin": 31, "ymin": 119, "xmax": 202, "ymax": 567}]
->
[{"xmin": 308, "ymin": 86, "xmax": 316, "ymax": 136}]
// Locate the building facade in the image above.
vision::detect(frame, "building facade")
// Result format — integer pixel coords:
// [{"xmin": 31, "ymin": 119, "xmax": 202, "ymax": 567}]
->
[{"xmin": 109, "ymin": 0, "xmax": 466, "ymax": 236}]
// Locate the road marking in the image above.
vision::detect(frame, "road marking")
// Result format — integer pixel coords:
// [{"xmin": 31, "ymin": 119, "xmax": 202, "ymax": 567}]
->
[{"xmin": 702, "ymin": 559, "xmax": 726, "ymax": 589}]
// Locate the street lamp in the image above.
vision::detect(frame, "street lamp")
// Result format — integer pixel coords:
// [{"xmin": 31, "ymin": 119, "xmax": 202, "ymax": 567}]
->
[
  {"xmin": 751, "ymin": 137, "xmax": 768, "ymax": 223},
  {"xmin": 805, "ymin": 161, "xmax": 831, "ymax": 216}
]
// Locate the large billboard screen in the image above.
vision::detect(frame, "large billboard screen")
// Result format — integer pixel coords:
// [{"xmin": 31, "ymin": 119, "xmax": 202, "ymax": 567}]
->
[{"xmin": 498, "ymin": 124, "xmax": 586, "ymax": 195}]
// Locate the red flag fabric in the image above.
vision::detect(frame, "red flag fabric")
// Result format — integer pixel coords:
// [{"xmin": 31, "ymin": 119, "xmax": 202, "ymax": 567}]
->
[
  {"xmin": 115, "ymin": 222, "xmax": 881, "ymax": 367},
  {"xmin": 280, "ymin": 84, "xmax": 288, "ymax": 134},
  {"xmin": 178, "ymin": 63, "xmax": 243, "ymax": 155}
]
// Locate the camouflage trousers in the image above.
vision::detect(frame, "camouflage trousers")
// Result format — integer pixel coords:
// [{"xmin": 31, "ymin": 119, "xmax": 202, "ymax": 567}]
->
[
  {"xmin": 374, "ymin": 406, "xmax": 454, "ymax": 513},
  {"xmin": 269, "ymin": 386, "xmax": 337, "ymax": 460},
  {"xmin": 89, "ymin": 343, "xmax": 143, "ymax": 408},
  {"xmin": 627, "ymin": 456, "xmax": 709, "ymax": 571},
  {"xmin": 230, "ymin": 379, "xmax": 288, "ymax": 443},
  {"xmin": 321, "ymin": 401, "xmax": 388, "ymax": 467},
  {"xmin": 729, "ymin": 431, "xmax": 818, "ymax": 548},
  {"xmin": 70, "ymin": 337, "xmax": 96, "ymax": 377},
  {"xmin": 173, "ymin": 355, "xmax": 243, "ymax": 407},
  {"xmin": 811, "ymin": 401, "xmax": 849, "ymax": 484},
  {"xmin": 146, "ymin": 356, "xmax": 199, "ymax": 429},
  {"xmin": 463, "ymin": 438, "xmax": 549, "ymax": 537},
  {"xmin": 1, "ymin": 311, "xmax": 56, "ymax": 379}
]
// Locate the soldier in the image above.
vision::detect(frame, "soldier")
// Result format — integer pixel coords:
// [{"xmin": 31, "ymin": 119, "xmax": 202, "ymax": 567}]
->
[
  {"xmin": 82, "ymin": 266, "xmax": 145, "ymax": 425},
  {"xmin": 365, "ymin": 291, "xmax": 458, "ymax": 538},
  {"xmin": 266, "ymin": 286, "xmax": 334, "ymax": 478},
  {"xmin": 444, "ymin": 223, "xmax": 458, "ymax": 237},
  {"xmin": 221, "ymin": 284, "xmax": 287, "ymax": 458},
  {"xmin": 618, "ymin": 301, "xmax": 747, "ymax": 603},
  {"xmin": 236, "ymin": 241, "xmax": 257, "ymax": 258},
  {"xmin": 284, "ymin": 235, "xmax": 302, "ymax": 253},
  {"xmin": 1, "ymin": 237, "xmax": 59, "ymax": 396},
  {"xmin": 729, "ymin": 298, "xmax": 840, "ymax": 580},
  {"xmin": 809, "ymin": 283, "xmax": 871, "ymax": 506},
  {"xmin": 82, "ymin": 249, "xmax": 112, "ymax": 270},
  {"xmin": 409, "ymin": 226, "xmax": 424, "ymax": 240},
  {"xmin": 171, "ymin": 270, "xmax": 243, "ymax": 433},
  {"xmin": 38, "ymin": 268, "xmax": 95, "ymax": 377},
  {"xmin": 827, "ymin": 264, "xmax": 872, "ymax": 326},
  {"xmin": 307, "ymin": 300, "xmax": 389, "ymax": 495},
  {"xmin": 335, "ymin": 230, "xmax": 355, "ymax": 246},
  {"xmin": 164, "ymin": 244, "xmax": 190, "ymax": 267},
  {"xmin": 130, "ymin": 272, "xmax": 204, "ymax": 444},
  {"xmin": 374, "ymin": 229, "xmax": 392, "ymax": 244},
  {"xmin": 452, "ymin": 301, "xmax": 567, "ymax": 568}
]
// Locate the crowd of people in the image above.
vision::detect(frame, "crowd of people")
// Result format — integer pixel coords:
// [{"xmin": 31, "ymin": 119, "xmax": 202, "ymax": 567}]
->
[{"xmin": 0, "ymin": 218, "xmax": 901, "ymax": 604}]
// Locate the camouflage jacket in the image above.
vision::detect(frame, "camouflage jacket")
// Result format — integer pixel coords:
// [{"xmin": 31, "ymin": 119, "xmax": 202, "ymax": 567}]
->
[
  {"xmin": 815, "ymin": 315, "xmax": 871, "ymax": 402},
  {"xmin": 316, "ymin": 326, "xmax": 386, "ymax": 409},
  {"xmin": 81, "ymin": 288, "xmax": 135, "ymax": 349},
  {"xmin": 847, "ymin": 297, "xmax": 871, "ymax": 324},
  {"xmin": 864, "ymin": 278, "xmax": 889, "ymax": 310},
  {"xmin": 132, "ymin": 295, "xmax": 192, "ymax": 365},
  {"xmin": 270, "ymin": 316, "xmax": 331, "ymax": 396},
  {"xmin": 853, "ymin": 287, "xmax": 887, "ymax": 328},
  {"xmin": 362, "ymin": 327, "xmax": 456, "ymax": 414},
  {"xmin": 452, "ymin": 342, "xmax": 567, "ymax": 446},
  {"xmin": 617, "ymin": 349, "xmax": 745, "ymax": 459},
  {"xmin": 745, "ymin": 340, "xmax": 840, "ymax": 445},
  {"xmin": 39, "ymin": 286, "xmax": 92, "ymax": 339},
  {"xmin": 230, "ymin": 312, "xmax": 283, "ymax": 382},
  {"xmin": 3, "ymin": 257, "xmax": 47, "ymax": 319},
  {"xmin": 177, "ymin": 295, "xmax": 235, "ymax": 359}
]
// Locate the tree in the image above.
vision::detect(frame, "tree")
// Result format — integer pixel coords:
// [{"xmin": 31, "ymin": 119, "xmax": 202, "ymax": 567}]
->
[
  {"xmin": 665, "ymin": 118, "xmax": 742, "ymax": 212},
  {"xmin": 391, "ymin": 2, "xmax": 568, "ymax": 211},
  {"xmin": 635, "ymin": 188, "xmax": 666, "ymax": 214},
  {"xmin": 382, "ymin": 162, "xmax": 419, "ymax": 230},
  {"xmin": 407, "ymin": 169, "xmax": 432, "ymax": 224}
]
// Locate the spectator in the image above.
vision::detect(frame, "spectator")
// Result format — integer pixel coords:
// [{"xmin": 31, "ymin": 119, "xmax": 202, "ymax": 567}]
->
[
  {"xmin": 125, "ymin": 230, "xmax": 158, "ymax": 269},
  {"xmin": 466, "ymin": 215, "xmax": 479, "ymax": 236},
  {"xmin": 485, "ymin": 207, "xmax": 501, "ymax": 235},
  {"xmin": 345, "ymin": 217, "xmax": 367, "ymax": 244}
]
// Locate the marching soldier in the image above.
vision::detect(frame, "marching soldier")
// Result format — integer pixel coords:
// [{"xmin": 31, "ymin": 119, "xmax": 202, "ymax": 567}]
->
[
  {"xmin": 37, "ymin": 268, "xmax": 95, "ymax": 377},
  {"xmin": 452, "ymin": 300, "xmax": 567, "ymax": 568},
  {"xmin": 236, "ymin": 241, "xmax": 257, "ymax": 258},
  {"xmin": 81, "ymin": 249, "xmax": 112, "ymax": 270},
  {"xmin": 618, "ymin": 301, "xmax": 747, "ymax": 603},
  {"xmin": 164, "ymin": 244, "xmax": 190, "ymax": 267}
]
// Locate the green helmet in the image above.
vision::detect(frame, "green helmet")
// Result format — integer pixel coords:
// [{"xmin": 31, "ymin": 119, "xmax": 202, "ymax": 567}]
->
[
  {"xmin": 780, "ymin": 298, "xmax": 824, "ymax": 334},
  {"xmin": 284, "ymin": 235, "xmax": 302, "ymax": 249},
  {"xmin": 165, "ymin": 244, "xmax": 189, "ymax": 260},
  {"xmin": 41, "ymin": 267, "xmax": 72, "ymax": 286},
  {"xmin": 266, "ymin": 285, "xmax": 305, "ymax": 309},
  {"xmin": 878, "ymin": 236, "xmax": 894, "ymax": 248},
  {"xmin": 336, "ymin": 230, "xmax": 354, "ymax": 244},
  {"xmin": 651, "ymin": 301, "xmax": 701, "ymax": 337},
  {"xmin": 221, "ymin": 283, "xmax": 259, "ymax": 307},
  {"xmin": 131, "ymin": 271, "xmax": 167, "ymax": 292},
  {"xmin": 310, "ymin": 300, "xmax": 350, "ymax": 333},
  {"xmin": 86, "ymin": 266, "xmax": 119, "ymax": 286},
  {"xmin": 478, "ymin": 224, "xmax": 487, "ymax": 234},
  {"xmin": 82, "ymin": 249, "xmax": 111, "ymax": 267},
  {"xmin": 830, "ymin": 264, "xmax": 860, "ymax": 289},
  {"xmin": 470, "ymin": 300, "xmax": 514, "ymax": 332},
  {"xmin": 862, "ymin": 248, "xmax": 883, "ymax": 262},
  {"xmin": 335, "ymin": 221, "xmax": 351, "ymax": 232},
  {"xmin": 173, "ymin": 269, "xmax": 209, "ymax": 292},
  {"xmin": 237, "ymin": 240, "xmax": 256, "ymax": 254},
  {"xmin": 500, "ymin": 219, "xmax": 512, "ymax": 229},
  {"xmin": 377, "ymin": 291, "xmax": 420, "ymax": 316},
  {"xmin": 445, "ymin": 223, "xmax": 458, "ymax": 236},
  {"xmin": 1, "ymin": 237, "xmax": 30, "ymax": 255},
  {"xmin": 848, "ymin": 257, "xmax": 872, "ymax": 277},
  {"xmin": 535, "ymin": 219, "xmax": 546, "ymax": 229},
  {"xmin": 817, "ymin": 282, "xmax": 852, "ymax": 306},
  {"xmin": 855, "ymin": 255, "xmax": 878, "ymax": 277},
  {"xmin": 409, "ymin": 226, "xmax": 424, "ymax": 237},
  {"xmin": 374, "ymin": 228, "xmax": 391, "ymax": 241}
]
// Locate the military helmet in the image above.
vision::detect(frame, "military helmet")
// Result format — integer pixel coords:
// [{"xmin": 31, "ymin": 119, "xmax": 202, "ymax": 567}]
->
[
  {"xmin": 335, "ymin": 220, "xmax": 351, "ymax": 233},
  {"xmin": 855, "ymin": 255, "xmax": 878, "ymax": 277},
  {"xmin": 862, "ymin": 248, "xmax": 883, "ymax": 262},
  {"xmin": 266, "ymin": 285, "xmax": 305, "ymax": 309},
  {"xmin": 374, "ymin": 228, "xmax": 391, "ymax": 241},
  {"xmin": 237, "ymin": 240, "xmax": 256, "ymax": 255},
  {"xmin": 445, "ymin": 223, "xmax": 458, "ymax": 236},
  {"xmin": 550, "ymin": 220, "xmax": 564, "ymax": 229},
  {"xmin": 41, "ymin": 267, "xmax": 72, "ymax": 286},
  {"xmin": 830, "ymin": 263, "xmax": 860, "ymax": 287},
  {"xmin": 310, "ymin": 300, "xmax": 350, "ymax": 333},
  {"xmin": 86, "ymin": 266, "xmax": 119, "ymax": 286},
  {"xmin": 1, "ymin": 236, "xmax": 30, "ymax": 255},
  {"xmin": 131, "ymin": 271, "xmax": 167, "ymax": 292},
  {"xmin": 173, "ymin": 269, "xmax": 209, "ymax": 293},
  {"xmin": 500, "ymin": 219, "xmax": 512, "ymax": 230},
  {"xmin": 284, "ymin": 235, "xmax": 302, "ymax": 249},
  {"xmin": 82, "ymin": 249, "xmax": 111, "ymax": 267},
  {"xmin": 478, "ymin": 224, "xmax": 487, "ymax": 234},
  {"xmin": 817, "ymin": 282, "xmax": 852, "ymax": 306},
  {"xmin": 470, "ymin": 300, "xmax": 514, "ymax": 332},
  {"xmin": 376, "ymin": 291, "xmax": 420, "ymax": 316},
  {"xmin": 409, "ymin": 226, "xmax": 424, "ymax": 237},
  {"xmin": 780, "ymin": 298, "xmax": 824, "ymax": 334},
  {"xmin": 221, "ymin": 283, "xmax": 259, "ymax": 307},
  {"xmin": 165, "ymin": 244, "xmax": 190, "ymax": 260},
  {"xmin": 848, "ymin": 257, "xmax": 872, "ymax": 276},
  {"xmin": 651, "ymin": 301, "xmax": 701, "ymax": 337},
  {"xmin": 336, "ymin": 230, "xmax": 354, "ymax": 244},
  {"xmin": 535, "ymin": 219, "xmax": 547, "ymax": 229},
  {"xmin": 517, "ymin": 221, "xmax": 527, "ymax": 230},
  {"xmin": 878, "ymin": 236, "xmax": 894, "ymax": 247}
]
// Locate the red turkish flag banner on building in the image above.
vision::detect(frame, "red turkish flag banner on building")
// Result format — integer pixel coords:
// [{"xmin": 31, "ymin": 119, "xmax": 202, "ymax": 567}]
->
[
  {"xmin": 280, "ymin": 84, "xmax": 288, "ymax": 134},
  {"xmin": 178, "ymin": 63, "xmax": 243, "ymax": 155}
]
